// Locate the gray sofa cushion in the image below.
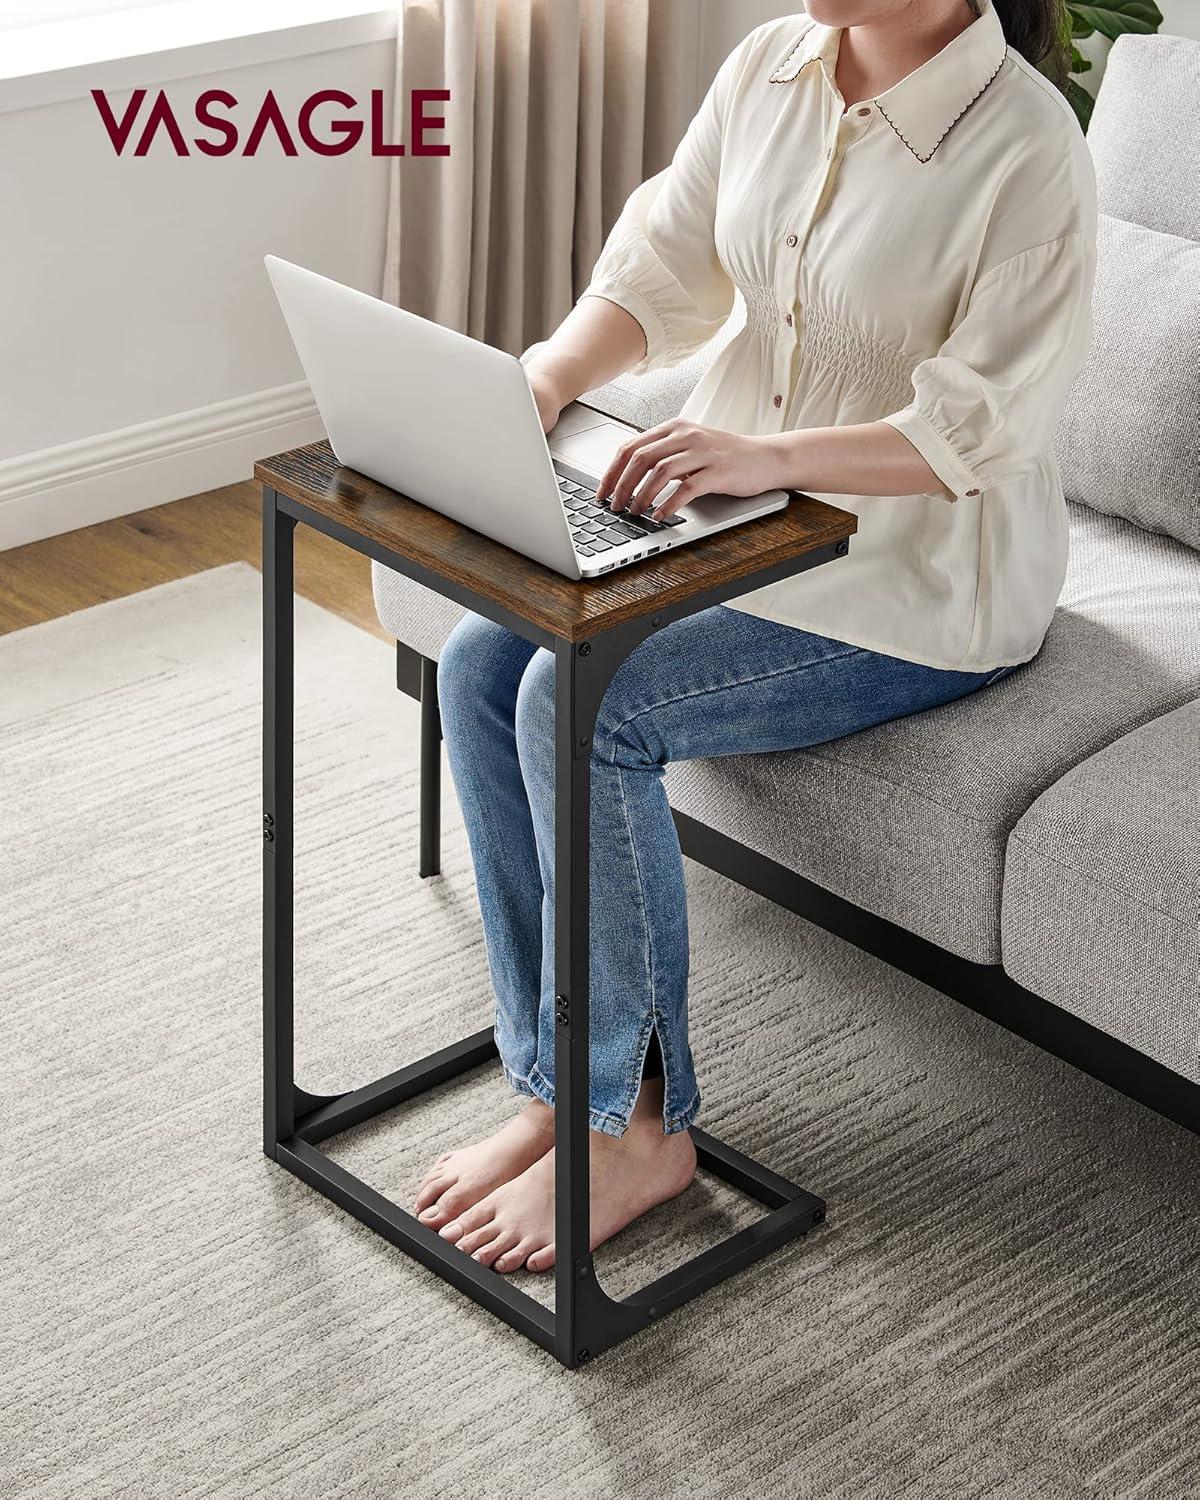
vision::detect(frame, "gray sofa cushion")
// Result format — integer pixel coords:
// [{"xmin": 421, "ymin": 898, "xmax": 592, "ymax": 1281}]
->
[
  {"xmin": 1054, "ymin": 214, "xmax": 1200, "ymax": 550},
  {"xmin": 664, "ymin": 504, "xmax": 1200, "ymax": 964},
  {"xmin": 376, "ymin": 502, "xmax": 1200, "ymax": 966},
  {"xmin": 1088, "ymin": 35, "xmax": 1200, "ymax": 243},
  {"xmin": 1001, "ymin": 699, "xmax": 1200, "ymax": 1083},
  {"xmin": 372, "ymin": 566, "xmax": 464, "ymax": 665}
]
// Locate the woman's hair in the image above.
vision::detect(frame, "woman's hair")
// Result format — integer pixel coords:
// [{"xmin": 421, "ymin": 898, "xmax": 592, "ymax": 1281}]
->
[{"xmin": 968, "ymin": 0, "xmax": 1071, "ymax": 89}]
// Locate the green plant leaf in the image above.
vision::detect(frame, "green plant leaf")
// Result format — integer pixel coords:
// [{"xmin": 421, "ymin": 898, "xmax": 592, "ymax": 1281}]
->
[
  {"xmin": 1066, "ymin": 77, "xmax": 1096, "ymax": 130},
  {"xmin": 1070, "ymin": 44, "xmax": 1093, "ymax": 72},
  {"xmin": 1070, "ymin": 16, "xmax": 1096, "ymax": 38},
  {"xmin": 1066, "ymin": 1, "xmax": 1163, "ymax": 42}
]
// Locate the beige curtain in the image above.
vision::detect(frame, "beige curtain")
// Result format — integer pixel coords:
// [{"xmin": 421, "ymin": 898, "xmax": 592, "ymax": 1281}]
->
[{"xmin": 384, "ymin": 0, "xmax": 695, "ymax": 354}]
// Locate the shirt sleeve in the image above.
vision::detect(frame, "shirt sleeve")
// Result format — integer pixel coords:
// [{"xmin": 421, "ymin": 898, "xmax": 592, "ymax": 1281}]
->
[
  {"xmin": 880, "ymin": 232, "xmax": 1096, "ymax": 500},
  {"xmin": 578, "ymin": 41, "xmax": 744, "ymax": 374}
]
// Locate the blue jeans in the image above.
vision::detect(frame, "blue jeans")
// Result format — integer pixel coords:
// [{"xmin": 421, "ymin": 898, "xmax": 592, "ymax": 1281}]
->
[{"xmin": 438, "ymin": 606, "xmax": 1013, "ymax": 1139}]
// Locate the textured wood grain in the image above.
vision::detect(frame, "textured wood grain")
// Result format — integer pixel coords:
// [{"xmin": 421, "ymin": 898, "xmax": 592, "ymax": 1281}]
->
[{"xmin": 256, "ymin": 442, "xmax": 857, "ymax": 642}]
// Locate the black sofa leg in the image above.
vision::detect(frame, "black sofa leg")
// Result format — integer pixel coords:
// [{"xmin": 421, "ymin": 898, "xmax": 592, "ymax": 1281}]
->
[{"xmin": 419, "ymin": 656, "xmax": 442, "ymax": 878}]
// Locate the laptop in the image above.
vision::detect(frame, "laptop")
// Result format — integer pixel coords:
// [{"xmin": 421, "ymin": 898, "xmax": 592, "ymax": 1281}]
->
[{"xmin": 265, "ymin": 256, "xmax": 789, "ymax": 579}]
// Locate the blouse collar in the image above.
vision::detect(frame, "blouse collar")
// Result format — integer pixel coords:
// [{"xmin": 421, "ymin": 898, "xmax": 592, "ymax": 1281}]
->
[{"xmin": 768, "ymin": 0, "xmax": 1009, "ymax": 164}]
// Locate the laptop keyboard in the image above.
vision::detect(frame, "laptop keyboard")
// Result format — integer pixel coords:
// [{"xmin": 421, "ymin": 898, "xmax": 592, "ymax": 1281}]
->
[{"xmin": 557, "ymin": 476, "xmax": 684, "ymax": 558}]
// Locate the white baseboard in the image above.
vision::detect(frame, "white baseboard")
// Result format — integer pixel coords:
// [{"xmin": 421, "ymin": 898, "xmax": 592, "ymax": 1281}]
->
[{"xmin": 0, "ymin": 382, "xmax": 325, "ymax": 551}]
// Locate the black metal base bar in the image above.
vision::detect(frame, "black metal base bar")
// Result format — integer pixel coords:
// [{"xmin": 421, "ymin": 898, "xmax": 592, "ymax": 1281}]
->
[
  {"xmin": 273, "ymin": 1041, "xmax": 826, "ymax": 1366},
  {"xmin": 295, "ymin": 1028, "xmax": 498, "ymax": 1145},
  {"xmin": 276, "ymin": 1135, "xmax": 558, "ymax": 1353}
]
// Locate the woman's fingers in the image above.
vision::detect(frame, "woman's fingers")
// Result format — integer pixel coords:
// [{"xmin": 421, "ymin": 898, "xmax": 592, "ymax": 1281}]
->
[
  {"xmin": 604, "ymin": 432, "xmax": 693, "ymax": 511},
  {"xmin": 596, "ymin": 420, "xmax": 677, "ymax": 501},
  {"xmin": 627, "ymin": 455, "xmax": 701, "ymax": 516},
  {"xmin": 648, "ymin": 476, "xmax": 703, "ymax": 522}
]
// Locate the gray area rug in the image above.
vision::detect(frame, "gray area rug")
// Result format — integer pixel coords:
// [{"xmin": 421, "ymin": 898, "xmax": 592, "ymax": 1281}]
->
[{"xmin": 3, "ymin": 562, "xmax": 1198, "ymax": 1500}]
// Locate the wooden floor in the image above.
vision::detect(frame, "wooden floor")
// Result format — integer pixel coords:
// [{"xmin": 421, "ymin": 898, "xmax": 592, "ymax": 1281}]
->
[{"xmin": 0, "ymin": 480, "xmax": 388, "ymax": 640}]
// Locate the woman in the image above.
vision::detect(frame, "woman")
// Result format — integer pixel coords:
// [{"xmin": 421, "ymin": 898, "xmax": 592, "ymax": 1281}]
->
[{"xmin": 414, "ymin": 0, "xmax": 1096, "ymax": 1273}]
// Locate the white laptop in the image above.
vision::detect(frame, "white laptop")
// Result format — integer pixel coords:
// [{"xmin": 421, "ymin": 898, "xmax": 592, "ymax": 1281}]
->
[{"xmin": 265, "ymin": 256, "xmax": 789, "ymax": 579}]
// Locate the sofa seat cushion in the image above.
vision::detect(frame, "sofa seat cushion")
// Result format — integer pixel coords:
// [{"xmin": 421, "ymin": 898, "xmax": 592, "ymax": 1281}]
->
[
  {"xmin": 374, "ymin": 503, "xmax": 1200, "ymax": 966},
  {"xmin": 1001, "ymin": 700, "xmax": 1200, "ymax": 1083},
  {"xmin": 664, "ymin": 504, "xmax": 1200, "ymax": 964},
  {"xmin": 372, "ymin": 566, "xmax": 465, "ymax": 665}
]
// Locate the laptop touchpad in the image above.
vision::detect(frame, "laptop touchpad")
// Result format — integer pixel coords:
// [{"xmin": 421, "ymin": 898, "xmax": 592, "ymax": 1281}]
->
[{"xmin": 549, "ymin": 415, "xmax": 635, "ymax": 476}]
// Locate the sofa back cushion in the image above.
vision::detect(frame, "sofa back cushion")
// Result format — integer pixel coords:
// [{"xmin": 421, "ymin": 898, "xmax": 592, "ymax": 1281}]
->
[
  {"xmin": 1054, "ymin": 213, "xmax": 1200, "ymax": 550},
  {"xmin": 1054, "ymin": 34, "xmax": 1200, "ymax": 549},
  {"xmin": 1087, "ymin": 34, "xmax": 1200, "ymax": 242}
]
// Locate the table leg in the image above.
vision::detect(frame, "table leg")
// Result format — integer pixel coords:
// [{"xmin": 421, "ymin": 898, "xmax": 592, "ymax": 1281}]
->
[
  {"xmin": 263, "ymin": 487, "xmax": 297, "ymax": 1158},
  {"xmin": 419, "ymin": 657, "xmax": 441, "ymax": 879},
  {"xmin": 552, "ymin": 631, "xmax": 655, "ymax": 1367},
  {"xmin": 552, "ymin": 636, "xmax": 594, "ymax": 1365}
]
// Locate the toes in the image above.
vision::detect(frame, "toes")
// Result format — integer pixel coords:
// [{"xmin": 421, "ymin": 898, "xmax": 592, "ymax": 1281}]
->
[
  {"xmin": 494, "ymin": 1239, "xmax": 535, "ymax": 1274},
  {"xmin": 439, "ymin": 1200, "xmax": 494, "ymax": 1243},
  {"xmin": 473, "ymin": 1231, "xmax": 518, "ymax": 1268},
  {"xmin": 417, "ymin": 1199, "xmax": 454, "ymax": 1229},
  {"xmin": 458, "ymin": 1220, "xmax": 502, "ymax": 1257},
  {"xmin": 414, "ymin": 1177, "xmax": 452, "ymax": 1215},
  {"xmin": 428, "ymin": 1184, "xmax": 476, "ymax": 1226},
  {"xmin": 525, "ymin": 1243, "xmax": 556, "ymax": 1273}
]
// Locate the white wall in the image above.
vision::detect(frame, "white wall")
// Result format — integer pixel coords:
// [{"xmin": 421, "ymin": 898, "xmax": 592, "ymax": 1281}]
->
[{"xmin": 0, "ymin": 27, "xmax": 395, "ymax": 547}]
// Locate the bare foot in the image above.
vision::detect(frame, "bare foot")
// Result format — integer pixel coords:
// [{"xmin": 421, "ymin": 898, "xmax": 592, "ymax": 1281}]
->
[
  {"xmin": 414, "ymin": 1100, "xmax": 555, "ymax": 1229},
  {"xmin": 438, "ymin": 1078, "xmax": 697, "ymax": 1273}
]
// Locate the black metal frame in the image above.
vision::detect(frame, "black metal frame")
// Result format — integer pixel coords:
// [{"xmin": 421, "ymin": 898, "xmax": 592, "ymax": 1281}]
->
[
  {"xmin": 264, "ymin": 485, "xmax": 849, "ymax": 1368},
  {"xmin": 394, "ymin": 660, "xmax": 1200, "ymax": 1145}
]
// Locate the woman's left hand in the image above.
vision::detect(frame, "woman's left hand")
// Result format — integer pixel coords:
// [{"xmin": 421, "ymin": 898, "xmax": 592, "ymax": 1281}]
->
[{"xmin": 596, "ymin": 421, "xmax": 787, "ymax": 520}]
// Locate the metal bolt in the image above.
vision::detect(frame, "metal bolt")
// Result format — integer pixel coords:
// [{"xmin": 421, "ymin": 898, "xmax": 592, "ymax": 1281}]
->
[
  {"xmin": 651, "ymin": 616, "xmax": 662, "ymax": 629},
  {"xmin": 264, "ymin": 829, "xmax": 275, "ymax": 844},
  {"xmin": 835, "ymin": 539, "xmax": 849, "ymax": 556},
  {"xmin": 579, "ymin": 736, "xmax": 590, "ymax": 748},
  {"xmin": 578, "ymin": 642, "xmax": 591, "ymax": 657},
  {"xmin": 577, "ymin": 1348, "xmax": 591, "ymax": 1364},
  {"xmin": 264, "ymin": 813, "xmax": 275, "ymax": 828},
  {"xmin": 647, "ymin": 1305, "xmax": 658, "ymax": 1320},
  {"xmin": 577, "ymin": 1262, "xmax": 590, "ymax": 1278},
  {"xmin": 813, "ymin": 1208, "xmax": 826, "ymax": 1224}
]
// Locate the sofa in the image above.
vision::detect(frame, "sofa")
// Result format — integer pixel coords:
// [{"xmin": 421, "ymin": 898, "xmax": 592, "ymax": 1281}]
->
[{"xmin": 371, "ymin": 35, "xmax": 1200, "ymax": 1134}]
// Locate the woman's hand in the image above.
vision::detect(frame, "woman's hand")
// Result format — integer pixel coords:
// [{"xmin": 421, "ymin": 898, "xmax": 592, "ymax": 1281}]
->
[{"xmin": 596, "ymin": 420, "xmax": 788, "ymax": 519}]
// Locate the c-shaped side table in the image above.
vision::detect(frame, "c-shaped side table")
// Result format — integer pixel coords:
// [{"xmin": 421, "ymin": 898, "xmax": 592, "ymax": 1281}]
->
[{"xmin": 257, "ymin": 441, "xmax": 857, "ymax": 1368}]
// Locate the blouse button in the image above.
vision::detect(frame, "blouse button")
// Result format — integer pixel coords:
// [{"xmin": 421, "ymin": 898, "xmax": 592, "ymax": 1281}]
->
[
  {"xmin": 786, "ymin": 233, "xmax": 798, "ymax": 248},
  {"xmin": 857, "ymin": 106, "xmax": 871, "ymax": 117},
  {"xmin": 785, "ymin": 313, "xmax": 793, "ymax": 327},
  {"xmin": 965, "ymin": 488, "xmax": 981, "ymax": 497},
  {"xmin": 773, "ymin": 395, "xmax": 783, "ymax": 409}
]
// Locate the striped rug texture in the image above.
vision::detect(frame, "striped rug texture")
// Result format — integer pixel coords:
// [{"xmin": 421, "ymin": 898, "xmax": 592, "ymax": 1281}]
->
[{"xmin": 2, "ymin": 562, "xmax": 1198, "ymax": 1499}]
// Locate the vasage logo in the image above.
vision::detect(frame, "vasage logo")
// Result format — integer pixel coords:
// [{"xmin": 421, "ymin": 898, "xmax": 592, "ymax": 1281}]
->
[{"xmin": 91, "ymin": 88, "xmax": 451, "ymax": 157}]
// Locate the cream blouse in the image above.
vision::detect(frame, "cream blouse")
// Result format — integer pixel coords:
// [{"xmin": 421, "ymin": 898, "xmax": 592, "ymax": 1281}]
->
[{"xmin": 581, "ymin": 0, "xmax": 1097, "ymax": 671}]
